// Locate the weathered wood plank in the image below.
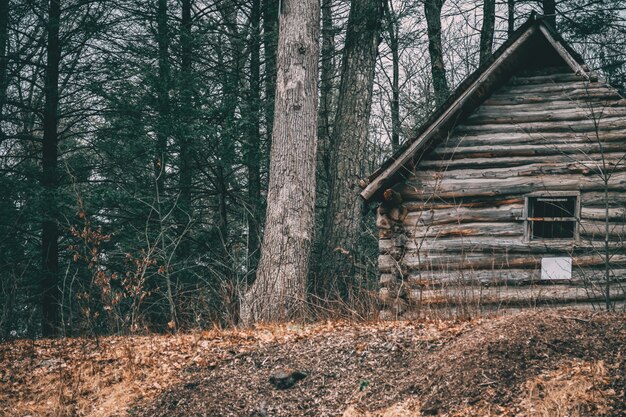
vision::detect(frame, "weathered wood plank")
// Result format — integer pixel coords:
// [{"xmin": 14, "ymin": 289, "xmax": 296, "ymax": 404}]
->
[
  {"xmin": 465, "ymin": 107, "xmax": 626, "ymax": 126},
  {"xmin": 378, "ymin": 253, "xmax": 626, "ymax": 272},
  {"xmin": 402, "ymin": 221, "xmax": 524, "ymax": 238},
  {"xmin": 405, "ymin": 268, "xmax": 626, "ymax": 287},
  {"xmin": 398, "ymin": 171, "xmax": 626, "ymax": 200},
  {"xmin": 379, "ymin": 237, "xmax": 624, "ymax": 254},
  {"xmin": 508, "ymin": 73, "xmax": 596, "ymax": 85},
  {"xmin": 407, "ymin": 282, "xmax": 626, "ymax": 306},
  {"xmin": 454, "ymin": 116, "xmax": 626, "ymax": 135},
  {"xmin": 495, "ymin": 81, "xmax": 605, "ymax": 95},
  {"xmin": 483, "ymin": 90, "xmax": 621, "ymax": 106},
  {"xmin": 438, "ymin": 131, "xmax": 626, "ymax": 149},
  {"xmin": 401, "ymin": 205, "xmax": 523, "ymax": 226},
  {"xmin": 412, "ymin": 161, "xmax": 626, "ymax": 182},
  {"xmin": 419, "ymin": 152, "xmax": 626, "ymax": 171}
]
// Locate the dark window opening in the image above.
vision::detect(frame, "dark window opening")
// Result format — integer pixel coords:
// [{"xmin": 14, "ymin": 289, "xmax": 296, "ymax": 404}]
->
[{"xmin": 528, "ymin": 196, "xmax": 578, "ymax": 240}]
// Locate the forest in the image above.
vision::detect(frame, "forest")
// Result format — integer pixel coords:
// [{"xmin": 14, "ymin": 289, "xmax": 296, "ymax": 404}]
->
[{"xmin": 1, "ymin": 0, "xmax": 626, "ymax": 339}]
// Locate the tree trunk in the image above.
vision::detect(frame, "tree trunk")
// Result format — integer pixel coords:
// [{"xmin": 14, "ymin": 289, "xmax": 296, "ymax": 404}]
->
[
  {"xmin": 246, "ymin": 0, "xmax": 262, "ymax": 274},
  {"xmin": 424, "ymin": 0, "xmax": 449, "ymax": 107},
  {"xmin": 543, "ymin": 0, "xmax": 556, "ymax": 29},
  {"xmin": 178, "ymin": 0, "xmax": 193, "ymax": 258},
  {"xmin": 384, "ymin": 0, "xmax": 401, "ymax": 151},
  {"xmin": 508, "ymin": 0, "xmax": 515, "ymax": 37},
  {"xmin": 155, "ymin": 0, "xmax": 171, "ymax": 194},
  {"xmin": 479, "ymin": 0, "xmax": 495, "ymax": 65},
  {"xmin": 316, "ymin": 0, "xmax": 382, "ymax": 300},
  {"xmin": 0, "ymin": 0, "xmax": 9, "ymax": 143},
  {"xmin": 262, "ymin": 0, "xmax": 279, "ymax": 152},
  {"xmin": 318, "ymin": 0, "xmax": 335, "ymax": 178},
  {"xmin": 41, "ymin": 0, "xmax": 61, "ymax": 337},
  {"xmin": 240, "ymin": 0, "xmax": 320, "ymax": 324}
]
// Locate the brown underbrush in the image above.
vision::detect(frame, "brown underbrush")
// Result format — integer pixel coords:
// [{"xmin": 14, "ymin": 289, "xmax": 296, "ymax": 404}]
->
[{"xmin": 1, "ymin": 310, "xmax": 624, "ymax": 417}]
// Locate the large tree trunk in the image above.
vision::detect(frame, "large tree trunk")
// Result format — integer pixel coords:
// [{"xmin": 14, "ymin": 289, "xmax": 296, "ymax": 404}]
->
[
  {"xmin": 315, "ymin": 0, "xmax": 382, "ymax": 300},
  {"xmin": 424, "ymin": 0, "xmax": 449, "ymax": 107},
  {"xmin": 246, "ymin": 0, "xmax": 262, "ymax": 274},
  {"xmin": 240, "ymin": 0, "xmax": 320, "ymax": 324},
  {"xmin": 41, "ymin": 0, "xmax": 61, "ymax": 337},
  {"xmin": 479, "ymin": 0, "xmax": 495, "ymax": 65}
]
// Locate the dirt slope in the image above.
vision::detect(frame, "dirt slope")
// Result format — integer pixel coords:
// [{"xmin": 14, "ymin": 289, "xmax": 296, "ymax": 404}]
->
[{"xmin": 2, "ymin": 310, "xmax": 625, "ymax": 417}]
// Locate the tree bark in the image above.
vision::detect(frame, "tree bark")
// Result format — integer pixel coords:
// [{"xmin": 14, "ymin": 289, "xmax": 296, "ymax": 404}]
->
[
  {"xmin": 246, "ymin": 0, "xmax": 262, "ymax": 273},
  {"xmin": 543, "ymin": 0, "xmax": 556, "ymax": 29},
  {"xmin": 240, "ymin": 0, "xmax": 320, "ymax": 324},
  {"xmin": 41, "ymin": 0, "xmax": 61, "ymax": 337},
  {"xmin": 384, "ymin": 0, "xmax": 401, "ymax": 151},
  {"xmin": 424, "ymin": 0, "xmax": 449, "ymax": 107},
  {"xmin": 316, "ymin": 0, "xmax": 382, "ymax": 300},
  {"xmin": 263, "ymin": 0, "xmax": 279, "ymax": 151},
  {"xmin": 155, "ymin": 0, "xmax": 171, "ymax": 194},
  {"xmin": 318, "ymin": 0, "xmax": 335, "ymax": 178},
  {"xmin": 508, "ymin": 0, "xmax": 515, "ymax": 37},
  {"xmin": 479, "ymin": 0, "xmax": 495, "ymax": 65},
  {"xmin": 0, "ymin": 0, "xmax": 9, "ymax": 143},
  {"xmin": 178, "ymin": 0, "xmax": 193, "ymax": 258}
]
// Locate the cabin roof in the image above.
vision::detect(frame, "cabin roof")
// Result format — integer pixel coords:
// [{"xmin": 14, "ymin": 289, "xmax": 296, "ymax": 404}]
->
[{"xmin": 359, "ymin": 13, "xmax": 590, "ymax": 202}]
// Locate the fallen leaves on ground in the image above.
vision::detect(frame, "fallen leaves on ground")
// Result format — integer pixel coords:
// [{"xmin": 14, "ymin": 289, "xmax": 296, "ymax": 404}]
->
[{"xmin": 1, "ymin": 310, "xmax": 624, "ymax": 417}]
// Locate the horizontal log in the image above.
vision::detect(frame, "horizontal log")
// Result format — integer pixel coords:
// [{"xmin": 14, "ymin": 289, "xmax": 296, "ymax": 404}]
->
[
  {"xmin": 430, "ymin": 142, "xmax": 626, "ymax": 161},
  {"xmin": 379, "ymin": 237, "xmax": 625, "ymax": 255},
  {"xmin": 378, "ymin": 253, "xmax": 626, "ymax": 272},
  {"xmin": 408, "ymin": 283, "xmax": 626, "ymax": 307},
  {"xmin": 420, "ymin": 151, "xmax": 626, "ymax": 171},
  {"xmin": 582, "ymin": 192, "xmax": 626, "ymax": 207},
  {"xmin": 454, "ymin": 116, "xmax": 626, "ymax": 136},
  {"xmin": 399, "ymin": 172, "xmax": 626, "ymax": 200},
  {"xmin": 402, "ymin": 197, "xmax": 524, "ymax": 210},
  {"xmin": 402, "ymin": 221, "xmax": 524, "ymax": 239},
  {"xmin": 508, "ymin": 73, "xmax": 597, "ymax": 85},
  {"xmin": 412, "ymin": 161, "xmax": 626, "ymax": 182},
  {"xmin": 483, "ymin": 90, "xmax": 622, "ymax": 106},
  {"xmin": 579, "ymin": 220, "xmax": 626, "ymax": 239},
  {"xmin": 496, "ymin": 81, "xmax": 606, "ymax": 95},
  {"xmin": 404, "ymin": 268, "xmax": 626, "ymax": 288},
  {"xmin": 580, "ymin": 207, "xmax": 626, "ymax": 221},
  {"xmin": 402, "ymin": 205, "xmax": 523, "ymax": 227},
  {"xmin": 480, "ymin": 97, "xmax": 626, "ymax": 112},
  {"xmin": 465, "ymin": 107, "xmax": 626, "ymax": 126}
]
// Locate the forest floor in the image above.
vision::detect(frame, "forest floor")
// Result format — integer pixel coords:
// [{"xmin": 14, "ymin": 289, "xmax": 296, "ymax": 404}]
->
[{"xmin": 1, "ymin": 309, "xmax": 625, "ymax": 417}]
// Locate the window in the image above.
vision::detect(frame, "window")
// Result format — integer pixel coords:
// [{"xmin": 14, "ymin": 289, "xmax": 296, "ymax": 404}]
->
[{"xmin": 525, "ymin": 194, "xmax": 579, "ymax": 240}]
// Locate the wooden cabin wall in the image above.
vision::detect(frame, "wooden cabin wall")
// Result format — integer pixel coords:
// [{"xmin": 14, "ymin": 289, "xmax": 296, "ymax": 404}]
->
[{"xmin": 378, "ymin": 68, "xmax": 626, "ymax": 318}]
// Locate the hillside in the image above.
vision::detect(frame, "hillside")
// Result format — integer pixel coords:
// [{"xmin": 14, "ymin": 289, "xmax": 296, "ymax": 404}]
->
[{"xmin": 1, "ymin": 310, "xmax": 625, "ymax": 416}]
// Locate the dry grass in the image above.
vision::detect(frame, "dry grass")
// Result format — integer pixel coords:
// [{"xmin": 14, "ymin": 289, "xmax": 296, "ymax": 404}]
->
[
  {"xmin": 1, "ymin": 311, "xmax": 624, "ymax": 417},
  {"xmin": 519, "ymin": 360, "xmax": 616, "ymax": 417}
]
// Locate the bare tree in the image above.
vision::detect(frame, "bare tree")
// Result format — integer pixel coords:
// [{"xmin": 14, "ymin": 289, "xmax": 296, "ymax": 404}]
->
[
  {"xmin": 479, "ymin": 0, "xmax": 495, "ymax": 64},
  {"xmin": 240, "ymin": 0, "xmax": 320, "ymax": 324},
  {"xmin": 41, "ymin": 0, "xmax": 61, "ymax": 337},
  {"xmin": 316, "ymin": 0, "xmax": 383, "ymax": 301},
  {"xmin": 424, "ymin": 0, "xmax": 449, "ymax": 106}
]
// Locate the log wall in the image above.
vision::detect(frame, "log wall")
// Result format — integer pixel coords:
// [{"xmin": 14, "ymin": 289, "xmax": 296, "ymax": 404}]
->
[{"xmin": 378, "ymin": 69, "xmax": 626, "ymax": 318}]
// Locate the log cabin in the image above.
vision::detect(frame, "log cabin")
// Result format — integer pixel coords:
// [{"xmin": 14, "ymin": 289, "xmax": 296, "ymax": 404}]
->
[{"xmin": 360, "ymin": 14, "xmax": 626, "ymax": 318}]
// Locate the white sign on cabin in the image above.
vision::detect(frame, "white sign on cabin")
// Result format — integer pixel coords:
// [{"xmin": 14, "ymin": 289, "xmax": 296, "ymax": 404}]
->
[{"xmin": 541, "ymin": 257, "xmax": 572, "ymax": 280}]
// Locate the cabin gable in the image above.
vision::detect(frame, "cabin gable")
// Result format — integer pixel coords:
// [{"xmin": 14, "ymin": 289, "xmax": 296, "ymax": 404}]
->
[{"xmin": 373, "ymin": 19, "xmax": 626, "ymax": 318}]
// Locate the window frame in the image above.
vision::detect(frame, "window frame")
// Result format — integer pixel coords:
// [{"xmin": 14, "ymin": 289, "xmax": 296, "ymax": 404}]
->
[{"xmin": 522, "ymin": 191, "xmax": 580, "ymax": 243}]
